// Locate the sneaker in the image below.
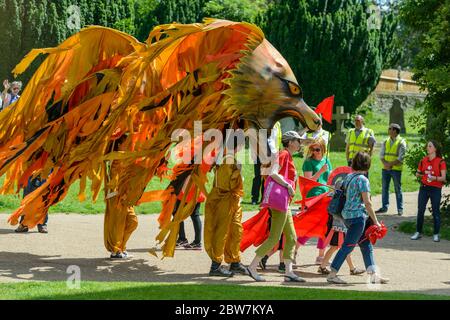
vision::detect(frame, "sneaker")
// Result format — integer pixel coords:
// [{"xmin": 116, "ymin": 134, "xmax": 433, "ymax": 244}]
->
[
  {"xmin": 110, "ymin": 252, "xmax": 127, "ymax": 259},
  {"xmin": 15, "ymin": 224, "xmax": 28, "ymax": 233},
  {"xmin": 369, "ymin": 274, "xmax": 389, "ymax": 284},
  {"xmin": 350, "ymin": 268, "xmax": 366, "ymax": 276},
  {"xmin": 278, "ymin": 262, "xmax": 286, "ymax": 273},
  {"xmin": 315, "ymin": 256, "xmax": 324, "ymax": 265},
  {"xmin": 229, "ymin": 263, "xmax": 248, "ymax": 275},
  {"xmin": 375, "ymin": 208, "xmax": 388, "ymax": 214},
  {"xmin": 184, "ymin": 242, "xmax": 202, "ymax": 250},
  {"xmin": 317, "ymin": 266, "xmax": 330, "ymax": 275},
  {"xmin": 397, "ymin": 210, "xmax": 403, "ymax": 216},
  {"xmin": 284, "ymin": 274, "xmax": 306, "ymax": 282},
  {"xmin": 433, "ymin": 234, "xmax": 440, "ymax": 242},
  {"xmin": 176, "ymin": 239, "xmax": 188, "ymax": 248},
  {"xmin": 327, "ymin": 275, "xmax": 347, "ymax": 284},
  {"xmin": 258, "ymin": 255, "xmax": 268, "ymax": 270},
  {"xmin": 410, "ymin": 232, "xmax": 422, "ymax": 240},
  {"xmin": 122, "ymin": 251, "xmax": 133, "ymax": 259},
  {"xmin": 37, "ymin": 225, "xmax": 48, "ymax": 233},
  {"xmin": 209, "ymin": 265, "xmax": 234, "ymax": 277}
]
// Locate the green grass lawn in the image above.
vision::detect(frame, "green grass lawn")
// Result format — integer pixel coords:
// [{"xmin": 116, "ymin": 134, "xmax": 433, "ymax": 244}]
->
[
  {"xmin": 398, "ymin": 215, "xmax": 450, "ymax": 241},
  {"xmin": 1, "ymin": 282, "xmax": 448, "ymax": 300}
]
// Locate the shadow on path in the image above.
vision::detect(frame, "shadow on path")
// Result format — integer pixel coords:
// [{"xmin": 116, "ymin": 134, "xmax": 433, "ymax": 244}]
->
[{"xmin": 0, "ymin": 252, "xmax": 251, "ymax": 285}]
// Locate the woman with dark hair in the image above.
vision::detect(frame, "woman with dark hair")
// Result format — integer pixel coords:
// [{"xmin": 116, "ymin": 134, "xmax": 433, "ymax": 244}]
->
[
  {"xmin": 327, "ymin": 152, "xmax": 388, "ymax": 284},
  {"xmin": 411, "ymin": 140, "xmax": 447, "ymax": 242}
]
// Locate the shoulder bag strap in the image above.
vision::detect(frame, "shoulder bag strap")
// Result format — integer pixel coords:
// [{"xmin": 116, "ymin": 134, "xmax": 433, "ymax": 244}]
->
[
  {"xmin": 283, "ymin": 152, "xmax": 290, "ymax": 179},
  {"xmin": 344, "ymin": 173, "xmax": 361, "ymax": 192}
]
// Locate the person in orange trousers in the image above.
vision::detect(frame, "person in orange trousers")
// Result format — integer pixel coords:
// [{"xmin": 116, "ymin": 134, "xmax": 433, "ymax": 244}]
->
[
  {"xmin": 104, "ymin": 138, "xmax": 138, "ymax": 259},
  {"xmin": 204, "ymin": 148, "xmax": 247, "ymax": 277}
]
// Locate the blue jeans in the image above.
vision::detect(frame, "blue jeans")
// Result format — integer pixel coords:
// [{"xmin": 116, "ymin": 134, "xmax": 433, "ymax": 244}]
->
[
  {"xmin": 330, "ymin": 216, "xmax": 376, "ymax": 273},
  {"xmin": 416, "ymin": 185, "xmax": 441, "ymax": 234},
  {"xmin": 381, "ymin": 169, "xmax": 403, "ymax": 212}
]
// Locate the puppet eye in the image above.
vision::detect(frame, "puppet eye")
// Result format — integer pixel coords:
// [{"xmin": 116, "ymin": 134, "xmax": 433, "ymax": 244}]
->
[{"xmin": 287, "ymin": 82, "xmax": 302, "ymax": 97}]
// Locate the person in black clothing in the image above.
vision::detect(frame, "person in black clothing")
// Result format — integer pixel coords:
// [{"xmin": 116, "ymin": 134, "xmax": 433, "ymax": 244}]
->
[
  {"xmin": 15, "ymin": 176, "xmax": 48, "ymax": 233},
  {"xmin": 175, "ymin": 200, "xmax": 202, "ymax": 249},
  {"xmin": 251, "ymin": 158, "xmax": 265, "ymax": 205},
  {"xmin": 168, "ymin": 168, "xmax": 203, "ymax": 250}
]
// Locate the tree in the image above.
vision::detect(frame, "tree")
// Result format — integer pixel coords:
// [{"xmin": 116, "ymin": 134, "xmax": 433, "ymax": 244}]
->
[
  {"xmin": 260, "ymin": 0, "xmax": 399, "ymax": 119},
  {"xmin": 133, "ymin": 0, "xmax": 204, "ymax": 42},
  {"xmin": 203, "ymin": 0, "xmax": 268, "ymax": 23},
  {"xmin": 0, "ymin": 0, "xmax": 22, "ymax": 81},
  {"xmin": 133, "ymin": 0, "xmax": 269, "ymax": 42},
  {"xmin": 0, "ymin": 0, "xmax": 136, "ymax": 81},
  {"xmin": 153, "ymin": 0, "xmax": 204, "ymax": 29},
  {"xmin": 133, "ymin": 0, "xmax": 158, "ymax": 41},
  {"xmin": 401, "ymin": 0, "xmax": 450, "ymax": 182}
]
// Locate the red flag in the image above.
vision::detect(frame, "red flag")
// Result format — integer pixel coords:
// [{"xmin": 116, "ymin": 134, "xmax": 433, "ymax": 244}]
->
[
  {"xmin": 315, "ymin": 95, "xmax": 334, "ymax": 124},
  {"xmin": 298, "ymin": 176, "xmax": 328, "ymax": 209},
  {"xmin": 293, "ymin": 195, "xmax": 331, "ymax": 239},
  {"xmin": 240, "ymin": 208, "xmax": 271, "ymax": 252}
]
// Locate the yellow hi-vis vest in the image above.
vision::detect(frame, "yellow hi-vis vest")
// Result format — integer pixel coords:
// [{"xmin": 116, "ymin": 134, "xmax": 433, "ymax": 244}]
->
[
  {"xmin": 274, "ymin": 121, "xmax": 282, "ymax": 150},
  {"xmin": 384, "ymin": 136, "xmax": 406, "ymax": 171},
  {"xmin": 348, "ymin": 128, "xmax": 374, "ymax": 160}
]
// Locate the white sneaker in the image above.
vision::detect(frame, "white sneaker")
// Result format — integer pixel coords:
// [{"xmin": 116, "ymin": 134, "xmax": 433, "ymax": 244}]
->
[
  {"xmin": 369, "ymin": 273, "xmax": 389, "ymax": 284},
  {"xmin": 327, "ymin": 275, "xmax": 347, "ymax": 284},
  {"xmin": 410, "ymin": 232, "xmax": 421, "ymax": 240},
  {"xmin": 122, "ymin": 251, "xmax": 133, "ymax": 258},
  {"xmin": 433, "ymin": 234, "xmax": 440, "ymax": 242}
]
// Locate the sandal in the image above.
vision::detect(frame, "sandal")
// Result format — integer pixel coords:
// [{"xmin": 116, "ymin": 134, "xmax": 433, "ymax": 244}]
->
[
  {"xmin": 317, "ymin": 266, "xmax": 330, "ymax": 275},
  {"xmin": 350, "ymin": 268, "xmax": 365, "ymax": 276}
]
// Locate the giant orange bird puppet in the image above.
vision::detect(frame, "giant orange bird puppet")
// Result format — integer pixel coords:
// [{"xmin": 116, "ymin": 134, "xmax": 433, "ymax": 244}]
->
[{"xmin": 0, "ymin": 19, "xmax": 321, "ymax": 258}]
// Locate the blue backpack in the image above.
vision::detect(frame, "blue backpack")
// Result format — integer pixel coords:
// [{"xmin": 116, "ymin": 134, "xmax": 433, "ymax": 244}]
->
[{"xmin": 327, "ymin": 174, "xmax": 361, "ymax": 222}]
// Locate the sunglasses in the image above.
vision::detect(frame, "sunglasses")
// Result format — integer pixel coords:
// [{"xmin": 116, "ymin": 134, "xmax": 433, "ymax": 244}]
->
[
  {"xmin": 311, "ymin": 148, "xmax": 321, "ymax": 152},
  {"xmin": 12, "ymin": 87, "xmax": 19, "ymax": 90}
]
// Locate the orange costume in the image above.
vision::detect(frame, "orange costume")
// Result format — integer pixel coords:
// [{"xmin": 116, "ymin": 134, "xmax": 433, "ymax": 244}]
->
[
  {"xmin": 204, "ymin": 154, "xmax": 244, "ymax": 264},
  {"xmin": 104, "ymin": 153, "xmax": 138, "ymax": 254}
]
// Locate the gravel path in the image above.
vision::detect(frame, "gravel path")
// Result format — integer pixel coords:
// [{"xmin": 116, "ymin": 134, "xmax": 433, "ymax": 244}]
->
[{"xmin": 1, "ymin": 188, "xmax": 449, "ymax": 296}]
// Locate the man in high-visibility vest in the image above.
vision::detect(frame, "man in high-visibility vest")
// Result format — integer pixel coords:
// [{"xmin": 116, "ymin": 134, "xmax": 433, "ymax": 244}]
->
[
  {"xmin": 345, "ymin": 115, "xmax": 376, "ymax": 166},
  {"xmin": 376, "ymin": 123, "xmax": 407, "ymax": 216}
]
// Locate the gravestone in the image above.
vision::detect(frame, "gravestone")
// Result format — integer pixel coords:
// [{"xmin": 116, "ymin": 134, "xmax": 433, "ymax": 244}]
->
[
  {"xmin": 389, "ymin": 99, "xmax": 406, "ymax": 134},
  {"xmin": 330, "ymin": 106, "xmax": 350, "ymax": 151}
]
